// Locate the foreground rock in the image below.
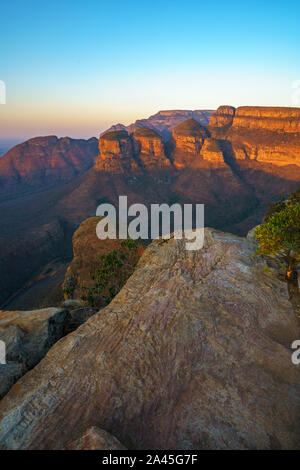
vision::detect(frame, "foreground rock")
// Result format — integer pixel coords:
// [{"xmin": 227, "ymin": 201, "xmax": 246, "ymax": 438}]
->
[
  {"xmin": 0, "ymin": 308, "xmax": 67, "ymax": 398},
  {"xmin": 0, "ymin": 229, "xmax": 299, "ymax": 450},
  {"xmin": 65, "ymin": 426, "xmax": 126, "ymax": 450}
]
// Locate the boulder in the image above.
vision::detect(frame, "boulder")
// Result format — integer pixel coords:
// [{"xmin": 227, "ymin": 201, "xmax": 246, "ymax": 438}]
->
[{"xmin": 0, "ymin": 307, "xmax": 67, "ymax": 398}]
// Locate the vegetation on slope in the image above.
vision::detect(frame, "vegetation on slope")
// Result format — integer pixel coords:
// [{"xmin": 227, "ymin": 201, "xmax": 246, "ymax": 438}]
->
[{"xmin": 255, "ymin": 186, "xmax": 300, "ymax": 316}]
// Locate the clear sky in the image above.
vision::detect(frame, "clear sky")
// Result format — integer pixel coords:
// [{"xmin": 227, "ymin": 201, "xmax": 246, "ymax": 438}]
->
[{"xmin": 1, "ymin": 0, "xmax": 300, "ymax": 139}]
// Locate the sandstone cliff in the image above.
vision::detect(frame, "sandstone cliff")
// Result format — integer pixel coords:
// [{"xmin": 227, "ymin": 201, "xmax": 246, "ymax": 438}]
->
[
  {"xmin": 133, "ymin": 128, "xmax": 171, "ymax": 169},
  {"xmin": 209, "ymin": 106, "xmax": 300, "ymax": 167},
  {"xmin": 96, "ymin": 130, "xmax": 139, "ymax": 173},
  {"xmin": 96, "ymin": 128, "xmax": 170, "ymax": 173},
  {"xmin": 0, "ymin": 229, "xmax": 299, "ymax": 450}
]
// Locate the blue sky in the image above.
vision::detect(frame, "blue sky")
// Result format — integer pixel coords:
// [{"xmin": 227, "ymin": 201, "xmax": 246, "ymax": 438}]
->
[{"xmin": 1, "ymin": 0, "xmax": 300, "ymax": 139}]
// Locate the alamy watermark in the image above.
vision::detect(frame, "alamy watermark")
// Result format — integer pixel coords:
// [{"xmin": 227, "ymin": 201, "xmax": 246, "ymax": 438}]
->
[
  {"xmin": 96, "ymin": 196, "xmax": 204, "ymax": 250},
  {"xmin": 0, "ymin": 80, "xmax": 6, "ymax": 104},
  {"xmin": 291, "ymin": 340, "xmax": 300, "ymax": 365},
  {"xmin": 0, "ymin": 340, "xmax": 6, "ymax": 364}
]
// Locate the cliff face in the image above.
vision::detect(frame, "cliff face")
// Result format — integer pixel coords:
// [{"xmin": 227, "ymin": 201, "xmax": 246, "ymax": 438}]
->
[
  {"xmin": 233, "ymin": 106, "xmax": 300, "ymax": 132},
  {"xmin": 209, "ymin": 105, "xmax": 236, "ymax": 128},
  {"xmin": 0, "ymin": 136, "xmax": 98, "ymax": 198},
  {"xmin": 97, "ymin": 121, "xmax": 225, "ymax": 172},
  {"xmin": 98, "ymin": 107, "xmax": 300, "ymax": 172},
  {"xmin": 170, "ymin": 118, "xmax": 208, "ymax": 167},
  {"xmin": 95, "ymin": 131, "xmax": 139, "ymax": 173},
  {"xmin": 0, "ymin": 230, "xmax": 299, "ymax": 450},
  {"xmin": 133, "ymin": 128, "xmax": 171, "ymax": 169},
  {"xmin": 209, "ymin": 106, "xmax": 300, "ymax": 166},
  {"xmin": 96, "ymin": 129, "xmax": 170, "ymax": 173}
]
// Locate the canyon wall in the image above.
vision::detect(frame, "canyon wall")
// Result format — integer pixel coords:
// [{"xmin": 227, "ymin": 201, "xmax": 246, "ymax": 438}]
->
[{"xmin": 209, "ymin": 106, "xmax": 300, "ymax": 166}]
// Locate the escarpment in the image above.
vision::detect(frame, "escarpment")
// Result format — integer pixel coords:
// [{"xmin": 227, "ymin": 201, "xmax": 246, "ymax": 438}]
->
[
  {"xmin": 96, "ymin": 120, "xmax": 227, "ymax": 173},
  {"xmin": 209, "ymin": 106, "xmax": 300, "ymax": 167},
  {"xmin": 0, "ymin": 229, "xmax": 299, "ymax": 450}
]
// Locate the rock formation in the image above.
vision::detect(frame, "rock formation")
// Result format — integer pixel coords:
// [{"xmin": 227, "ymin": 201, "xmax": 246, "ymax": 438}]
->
[
  {"xmin": 0, "ymin": 304, "xmax": 98, "ymax": 399},
  {"xmin": 96, "ymin": 131, "xmax": 139, "ymax": 173},
  {"xmin": 209, "ymin": 106, "xmax": 300, "ymax": 167},
  {"xmin": 0, "ymin": 229, "xmax": 299, "ymax": 450},
  {"xmin": 209, "ymin": 105, "xmax": 236, "ymax": 128},
  {"xmin": 170, "ymin": 118, "xmax": 208, "ymax": 168},
  {"xmin": 0, "ymin": 136, "xmax": 98, "ymax": 199},
  {"xmin": 133, "ymin": 128, "xmax": 171, "ymax": 169},
  {"xmin": 102, "ymin": 109, "xmax": 215, "ymax": 141},
  {"xmin": 0, "ymin": 307, "xmax": 67, "ymax": 398},
  {"xmin": 96, "ymin": 128, "xmax": 171, "ymax": 173}
]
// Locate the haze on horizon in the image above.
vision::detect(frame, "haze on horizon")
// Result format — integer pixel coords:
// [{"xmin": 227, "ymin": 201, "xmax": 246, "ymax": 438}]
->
[{"xmin": 1, "ymin": 0, "xmax": 300, "ymax": 140}]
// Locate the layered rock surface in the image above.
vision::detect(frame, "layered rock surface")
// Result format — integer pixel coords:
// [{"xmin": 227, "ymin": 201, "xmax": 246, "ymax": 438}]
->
[
  {"xmin": 133, "ymin": 128, "xmax": 171, "ymax": 169},
  {"xmin": 96, "ymin": 129, "xmax": 171, "ymax": 173},
  {"xmin": 209, "ymin": 106, "xmax": 300, "ymax": 166},
  {"xmin": 0, "ymin": 229, "xmax": 299, "ymax": 450},
  {"xmin": 0, "ymin": 307, "xmax": 67, "ymax": 398}
]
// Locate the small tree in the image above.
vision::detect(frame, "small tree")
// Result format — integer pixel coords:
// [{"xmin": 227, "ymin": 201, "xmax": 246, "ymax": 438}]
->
[
  {"xmin": 81, "ymin": 239, "xmax": 142, "ymax": 308},
  {"xmin": 255, "ymin": 189, "xmax": 300, "ymax": 309},
  {"xmin": 255, "ymin": 204, "xmax": 300, "ymax": 276}
]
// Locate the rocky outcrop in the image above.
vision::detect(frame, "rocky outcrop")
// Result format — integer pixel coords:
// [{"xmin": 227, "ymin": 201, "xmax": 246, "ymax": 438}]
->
[
  {"xmin": 96, "ymin": 128, "xmax": 171, "ymax": 173},
  {"xmin": 102, "ymin": 109, "xmax": 215, "ymax": 141},
  {"xmin": 170, "ymin": 119, "xmax": 209, "ymax": 168},
  {"xmin": 95, "ymin": 131, "xmax": 139, "ymax": 173},
  {"xmin": 133, "ymin": 128, "xmax": 171, "ymax": 169},
  {"xmin": 0, "ymin": 136, "xmax": 98, "ymax": 199},
  {"xmin": 0, "ymin": 304, "xmax": 99, "ymax": 399},
  {"xmin": 0, "ymin": 229, "xmax": 299, "ymax": 450},
  {"xmin": 233, "ymin": 107, "xmax": 300, "ymax": 133},
  {"xmin": 0, "ymin": 307, "xmax": 67, "ymax": 398},
  {"xmin": 209, "ymin": 105, "xmax": 236, "ymax": 128},
  {"xmin": 65, "ymin": 426, "xmax": 126, "ymax": 450}
]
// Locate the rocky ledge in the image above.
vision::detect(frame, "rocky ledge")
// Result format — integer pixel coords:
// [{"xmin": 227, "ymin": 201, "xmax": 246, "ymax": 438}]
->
[{"xmin": 0, "ymin": 229, "xmax": 299, "ymax": 450}]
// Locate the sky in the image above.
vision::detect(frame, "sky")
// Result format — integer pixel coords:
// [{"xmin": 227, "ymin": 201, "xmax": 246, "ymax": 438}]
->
[{"xmin": 1, "ymin": 0, "xmax": 300, "ymax": 140}]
